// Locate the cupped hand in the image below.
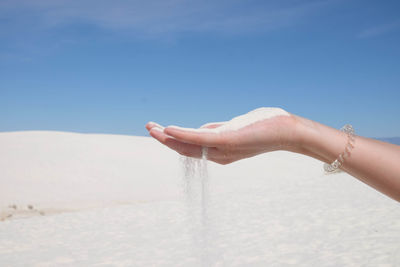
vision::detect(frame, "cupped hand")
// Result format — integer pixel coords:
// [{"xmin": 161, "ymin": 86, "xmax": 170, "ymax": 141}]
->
[{"xmin": 146, "ymin": 107, "xmax": 298, "ymax": 164}]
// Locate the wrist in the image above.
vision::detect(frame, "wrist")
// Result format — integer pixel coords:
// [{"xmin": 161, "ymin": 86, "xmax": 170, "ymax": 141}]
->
[
  {"xmin": 273, "ymin": 113, "xmax": 308, "ymax": 153},
  {"xmin": 287, "ymin": 115, "xmax": 348, "ymax": 164}
]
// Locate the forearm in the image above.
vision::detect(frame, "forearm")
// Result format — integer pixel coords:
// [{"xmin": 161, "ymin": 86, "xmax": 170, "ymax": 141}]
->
[{"xmin": 292, "ymin": 115, "xmax": 400, "ymax": 201}]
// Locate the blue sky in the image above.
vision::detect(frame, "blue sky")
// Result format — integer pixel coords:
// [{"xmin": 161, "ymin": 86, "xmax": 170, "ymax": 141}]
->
[{"xmin": 0, "ymin": 0, "xmax": 399, "ymax": 137}]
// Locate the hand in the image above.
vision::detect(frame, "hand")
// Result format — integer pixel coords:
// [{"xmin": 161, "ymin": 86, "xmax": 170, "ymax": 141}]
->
[
  {"xmin": 146, "ymin": 107, "xmax": 298, "ymax": 164},
  {"xmin": 146, "ymin": 107, "xmax": 400, "ymax": 201}
]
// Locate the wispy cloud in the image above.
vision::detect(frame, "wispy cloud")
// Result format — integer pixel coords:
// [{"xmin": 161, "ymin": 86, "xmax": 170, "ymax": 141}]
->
[
  {"xmin": 0, "ymin": 0, "xmax": 334, "ymax": 37},
  {"xmin": 357, "ymin": 20, "xmax": 400, "ymax": 39}
]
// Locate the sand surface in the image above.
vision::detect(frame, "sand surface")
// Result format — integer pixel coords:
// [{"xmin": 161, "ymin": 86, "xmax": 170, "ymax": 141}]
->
[{"xmin": 0, "ymin": 131, "xmax": 399, "ymax": 266}]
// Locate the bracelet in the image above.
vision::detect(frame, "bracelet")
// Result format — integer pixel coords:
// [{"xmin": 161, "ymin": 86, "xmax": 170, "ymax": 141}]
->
[{"xmin": 323, "ymin": 124, "xmax": 355, "ymax": 173}]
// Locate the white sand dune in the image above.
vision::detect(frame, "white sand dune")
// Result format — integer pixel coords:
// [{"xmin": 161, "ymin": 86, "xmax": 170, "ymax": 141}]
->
[
  {"xmin": 0, "ymin": 131, "xmax": 181, "ymax": 219},
  {"xmin": 0, "ymin": 131, "xmax": 399, "ymax": 266}
]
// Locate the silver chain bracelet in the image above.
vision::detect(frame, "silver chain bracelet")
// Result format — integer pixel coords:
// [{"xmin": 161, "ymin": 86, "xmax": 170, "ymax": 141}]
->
[{"xmin": 324, "ymin": 124, "xmax": 355, "ymax": 173}]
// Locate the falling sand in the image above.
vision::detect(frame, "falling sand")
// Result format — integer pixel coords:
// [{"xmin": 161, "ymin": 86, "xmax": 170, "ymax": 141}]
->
[
  {"xmin": 181, "ymin": 147, "xmax": 213, "ymax": 265},
  {"xmin": 174, "ymin": 108, "xmax": 292, "ymax": 265}
]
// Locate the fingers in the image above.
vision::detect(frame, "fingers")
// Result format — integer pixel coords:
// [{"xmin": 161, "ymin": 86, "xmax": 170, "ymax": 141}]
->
[
  {"xmin": 147, "ymin": 121, "xmax": 224, "ymax": 146},
  {"xmin": 146, "ymin": 121, "xmax": 232, "ymax": 162},
  {"xmin": 164, "ymin": 125, "xmax": 223, "ymax": 147},
  {"xmin": 149, "ymin": 127, "xmax": 203, "ymax": 158},
  {"xmin": 148, "ymin": 126, "xmax": 238, "ymax": 164}
]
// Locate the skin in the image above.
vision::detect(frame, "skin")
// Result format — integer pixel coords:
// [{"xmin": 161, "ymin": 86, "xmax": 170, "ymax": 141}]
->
[{"xmin": 146, "ymin": 108, "xmax": 400, "ymax": 202}]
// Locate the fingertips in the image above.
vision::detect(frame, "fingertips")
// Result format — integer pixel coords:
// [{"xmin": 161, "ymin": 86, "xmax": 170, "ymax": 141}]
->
[
  {"xmin": 146, "ymin": 121, "xmax": 164, "ymax": 131},
  {"xmin": 145, "ymin": 122, "xmax": 154, "ymax": 131}
]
